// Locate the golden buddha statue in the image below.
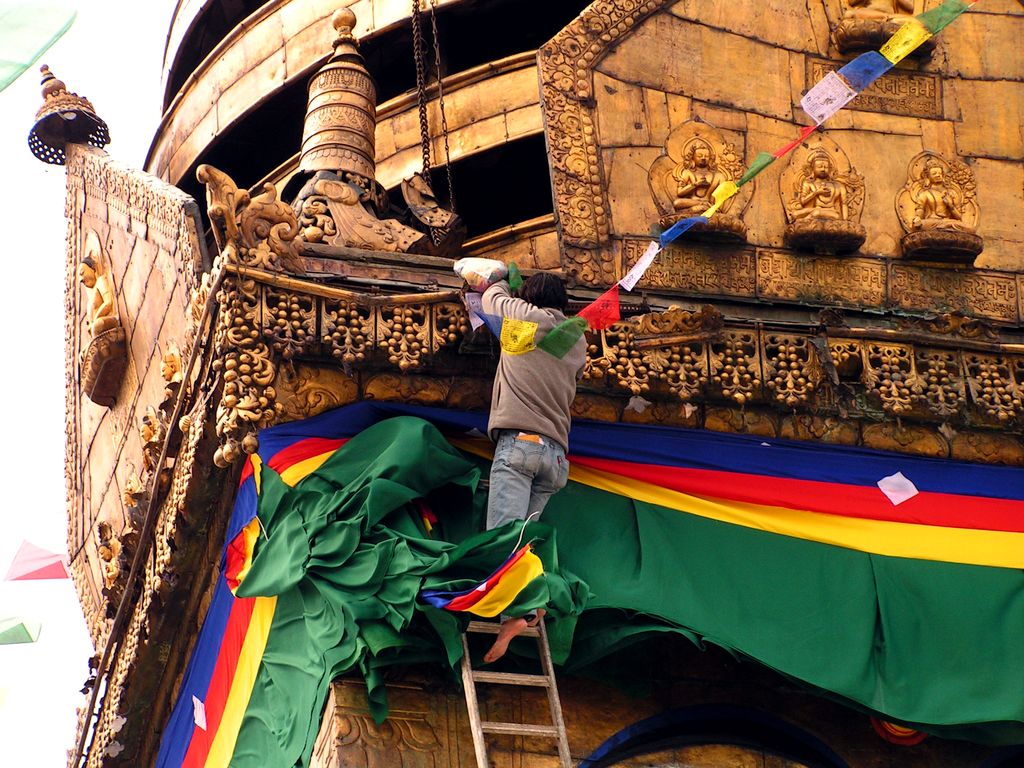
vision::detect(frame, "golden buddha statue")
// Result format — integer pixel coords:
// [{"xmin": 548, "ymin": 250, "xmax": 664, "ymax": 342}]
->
[
  {"xmin": 78, "ymin": 233, "xmax": 120, "ymax": 338},
  {"xmin": 911, "ymin": 158, "xmax": 968, "ymax": 231},
  {"xmin": 896, "ymin": 151, "xmax": 982, "ymax": 263},
  {"xmin": 789, "ymin": 152, "xmax": 851, "ymax": 222},
  {"xmin": 671, "ymin": 139, "xmax": 731, "ymax": 215},
  {"xmin": 844, "ymin": 0, "xmax": 917, "ymax": 21}
]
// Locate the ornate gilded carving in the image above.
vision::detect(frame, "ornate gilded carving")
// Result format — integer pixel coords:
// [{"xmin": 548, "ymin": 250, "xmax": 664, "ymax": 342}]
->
[
  {"xmin": 862, "ymin": 342, "xmax": 925, "ymax": 416},
  {"xmin": 781, "ymin": 136, "xmax": 866, "ymax": 254},
  {"xmin": 710, "ymin": 330, "xmax": 761, "ymax": 405},
  {"xmin": 964, "ymin": 353, "xmax": 1022, "ymax": 423},
  {"xmin": 274, "ymin": 365, "xmax": 359, "ymax": 423},
  {"xmin": 762, "ymin": 334, "xmax": 822, "ymax": 408},
  {"xmin": 757, "ymin": 251, "xmax": 886, "ymax": 307},
  {"xmin": 322, "ymin": 297, "xmax": 375, "ymax": 366},
  {"xmin": 539, "ymin": 0, "xmax": 666, "ymax": 282},
  {"xmin": 198, "ymin": 164, "xmax": 305, "ymax": 273},
  {"xmin": 889, "ymin": 265, "xmax": 1018, "ymax": 323},
  {"xmin": 915, "ymin": 348, "xmax": 966, "ymax": 419},
  {"xmin": 211, "ymin": 273, "xmax": 280, "ymax": 467},
  {"xmin": 78, "ymin": 229, "xmax": 127, "ymax": 408},
  {"xmin": 264, "ymin": 286, "xmax": 318, "ymax": 360},
  {"xmin": 294, "ymin": 174, "xmax": 427, "ymax": 253},
  {"xmin": 621, "ymin": 238, "xmax": 756, "ymax": 296},
  {"xmin": 649, "ymin": 120, "xmax": 747, "ymax": 241},
  {"xmin": 584, "ymin": 307, "xmax": 718, "ymax": 401},
  {"xmin": 896, "ymin": 152, "xmax": 982, "ymax": 263}
]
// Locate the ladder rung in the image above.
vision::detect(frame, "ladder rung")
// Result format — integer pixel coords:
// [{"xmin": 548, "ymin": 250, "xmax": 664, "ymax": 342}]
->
[
  {"xmin": 481, "ymin": 721, "xmax": 560, "ymax": 738},
  {"xmin": 465, "ymin": 620, "xmax": 540, "ymax": 638},
  {"xmin": 472, "ymin": 670, "xmax": 550, "ymax": 687}
]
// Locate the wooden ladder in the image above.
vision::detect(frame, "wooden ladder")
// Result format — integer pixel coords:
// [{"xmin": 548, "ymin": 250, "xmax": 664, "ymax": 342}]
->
[{"xmin": 460, "ymin": 620, "xmax": 572, "ymax": 768}]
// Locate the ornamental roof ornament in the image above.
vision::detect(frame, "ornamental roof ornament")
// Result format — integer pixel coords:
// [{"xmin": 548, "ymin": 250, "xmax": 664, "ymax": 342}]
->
[
  {"xmin": 28, "ymin": 65, "xmax": 110, "ymax": 165},
  {"xmin": 298, "ymin": 8, "xmax": 376, "ymax": 180}
]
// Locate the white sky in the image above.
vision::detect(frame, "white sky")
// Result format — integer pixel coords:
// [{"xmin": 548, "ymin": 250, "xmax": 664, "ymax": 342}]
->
[{"xmin": 0, "ymin": 2, "xmax": 171, "ymax": 764}]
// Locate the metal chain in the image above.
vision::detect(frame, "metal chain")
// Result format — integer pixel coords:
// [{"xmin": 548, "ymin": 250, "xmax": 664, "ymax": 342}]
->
[
  {"xmin": 411, "ymin": 0, "xmax": 432, "ymax": 189},
  {"xmin": 428, "ymin": 0, "xmax": 456, "ymax": 213}
]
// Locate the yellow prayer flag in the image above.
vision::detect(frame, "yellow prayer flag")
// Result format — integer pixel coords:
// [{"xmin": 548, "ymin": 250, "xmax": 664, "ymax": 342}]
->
[
  {"xmin": 500, "ymin": 318, "xmax": 538, "ymax": 355},
  {"xmin": 704, "ymin": 180, "xmax": 739, "ymax": 219},
  {"xmin": 880, "ymin": 20, "xmax": 932, "ymax": 64}
]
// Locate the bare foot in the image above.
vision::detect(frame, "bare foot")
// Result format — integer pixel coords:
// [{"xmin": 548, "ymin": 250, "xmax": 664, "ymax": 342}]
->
[{"xmin": 483, "ymin": 617, "xmax": 529, "ymax": 663}]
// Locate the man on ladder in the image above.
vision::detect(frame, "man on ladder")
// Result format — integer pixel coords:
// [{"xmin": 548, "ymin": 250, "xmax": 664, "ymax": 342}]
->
[{"xmin": 475, "ymin": 269, "xmax": 587, "ymax": 663}]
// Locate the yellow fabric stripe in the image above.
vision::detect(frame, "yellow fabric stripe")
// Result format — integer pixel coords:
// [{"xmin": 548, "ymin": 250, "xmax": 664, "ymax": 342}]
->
[
  {"xmin": 250, "ymin": 454, "xmax": 263, "ymax": 494},
  {"xmin": 279, "ymin": 451, "xmax": 337, "ymax": 487},
  {"xmin": 451, "ymin": 438, "xmax": 1024, "ymax": 569},
  {"xmin": 467, "ymin": 549, "xmax": 545, "ymax": 618},
  {"xmin": 204, "ymin": 595, "xmax": 277, "ymax": 768},
  {"xmin": 231, "ymin": 519, "xmax": 261, "ymax": 592}
]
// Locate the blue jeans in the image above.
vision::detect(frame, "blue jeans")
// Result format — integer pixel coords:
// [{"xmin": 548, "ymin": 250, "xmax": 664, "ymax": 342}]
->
[{"xmin": 486, "ymin": 430, "xmax": 569, "ymax": 530}]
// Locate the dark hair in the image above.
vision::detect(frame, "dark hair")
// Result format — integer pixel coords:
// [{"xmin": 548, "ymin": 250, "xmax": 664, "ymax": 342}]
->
[{"xmin": 518, "ymin": 273, "xmax": 568, "ymax": 311}]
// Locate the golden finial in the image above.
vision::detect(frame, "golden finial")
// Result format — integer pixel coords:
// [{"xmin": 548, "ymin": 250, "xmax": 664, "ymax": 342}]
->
[{"xmin": 28, "ymin": 64, "xmax": 110, "ymax": 165}]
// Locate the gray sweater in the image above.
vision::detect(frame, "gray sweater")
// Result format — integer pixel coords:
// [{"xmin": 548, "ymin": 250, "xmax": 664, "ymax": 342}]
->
[{"xmin": 482, "ymin": 281, "xmax": 586, "ymax": 451}]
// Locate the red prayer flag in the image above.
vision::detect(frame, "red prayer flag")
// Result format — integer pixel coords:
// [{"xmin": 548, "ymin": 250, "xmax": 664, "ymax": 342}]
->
[
  {"xmin": 577, "ymin": 284, "xmax": 621, "ymax": 331},
  {"xmin": 773, "ymin": 124, "xmax": 819, "ymax": 159},
  {"xmin": 4, "ymin": 541, "xmax": 69, "ymax": 580}
]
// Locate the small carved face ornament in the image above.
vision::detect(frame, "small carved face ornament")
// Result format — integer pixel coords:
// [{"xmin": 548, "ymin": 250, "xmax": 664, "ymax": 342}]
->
[
  {"xmin": 926, "ymin": 164, "xmax": 945, "ymax": 184},
  {"xmin": 812, "ymin": 156, "xmax": 832, "ymax": 179}
]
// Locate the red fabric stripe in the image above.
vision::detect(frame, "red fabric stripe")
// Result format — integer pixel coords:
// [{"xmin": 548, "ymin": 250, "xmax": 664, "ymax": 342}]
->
[
  {"xmin": 224, "ymin": 527, "xmax": 252, "ymax": 592},
  {"xmin": 446, "ymin": 546, "xmax": 531, "ymax": 611},
  {"xmin": 569, "ymin": 456, "xmax": 1024, "ymax": 533},
  {"xmin": 180, "ymin": 594, "xmax": 257, "ymax": 768},
  {"xmin": 266, "ymin": 437, "xmax": 348, "ymax": 475},
  {"xmin": 238, "ymin": 457, "xmax": 255, "ymax": 487}
]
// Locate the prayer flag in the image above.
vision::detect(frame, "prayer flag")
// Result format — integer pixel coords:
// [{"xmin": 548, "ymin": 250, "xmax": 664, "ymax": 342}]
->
[
  {"xmin": 420, "ymin": 544, "xmax": 544, "ymax": 617},
  {"xmin": 537, "ymin": 317, "xmax": 587, "ymax": 359},
  {"xmin": 577, "ymin": 284, "xmax": 620, "ymax": 330},
  {"xmin": 659, "ymin": 215, "xmax": 706, "ymax": 247},
  {"xmin": 0, "ymin": 5, "xmax": 76, "ymax": 93},
  {"xmin": 0, "ymin": 617, "xmax": 41, "ymax": 645},
  {"xmin": 773, "ymin": 125, "xmax": 819, "ymax": 159},
  {"xmin": 619, "ymin": 241, "xmax": 660, "ymax": 291},
  {"xmin": 801, "ymin": 71, "xmax": 857, "ymax": 124},
  {"xmin": 702, "ymin": 180, "xmax": 739, "ymax": 219},
  {"xmin": 837, "ymin": 51, "xmax": 893, "ymax": 91},
  {"xmin": 499, "ymin": 317, "xmax": 538, "ymax": 355},
  {"xmin": 738, "ymin": 151, "xmax": 775, "ymax": 186},
  {"xmin": 4, "ymin": 541, "xmax": 69, "ymax": 580},
  {"xmin": 463, "ymin": 292, "xmax": 485, "ymax": 331},
  {"xmin": 880, "ymin": 20, "xmax": 932, "ymax": 64},
  {"xmin": 917, "ymin": 0, "xmax": 971, "ymax": 34},
  {"xmin": 507, "ymin": 261, "xmax": 523, "ymax": 292}
]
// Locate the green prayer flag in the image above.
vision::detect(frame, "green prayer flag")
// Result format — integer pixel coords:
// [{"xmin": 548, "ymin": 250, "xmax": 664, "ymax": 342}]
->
[
  {"xmin": 917, "ymin": 0, "xmax": 970, "ymax": 34},
  {"xmin": 537, "ymin": 317, "xmax": 587, "ymax": 359},
  {"xmin": 0, "ymin": 617, "xmax": 41, "ymax": 644},
  {"xmin": 738, "ymin": 151, "xmax": 775, "ymax": 186},
  {"xmin": 0, "ymin": 5, "xmax": 76, "ymax": 94},
  {"xmin": 507, "ymin": 261, "xmax": 523, "ymax": 292}
]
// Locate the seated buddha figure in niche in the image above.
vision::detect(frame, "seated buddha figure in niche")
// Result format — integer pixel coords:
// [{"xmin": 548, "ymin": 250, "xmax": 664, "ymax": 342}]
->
[
  {"xmin": 844, "ymin": 0, "xmax": 917, "ymax": 20},
  {"xmin": 781, "ymin": 138, "xmax": 865, "ymax": 254},
  {"xmin": 896, "ymin": 151, "xmax": 982, "ymax": 263},
  {"xmin": 912, "ymin": 157, "xmax": 968, "ymax": 231},
  {"xmin": 77, "ymin": 231, "xmax": 120, "ymax": 338},
  {"xmin": 836, "ymin": 0, "xmax": 928, "ymax": 54},
  {"xmin": 671, "ymin": 139, "xmax": 730, "ymax": 215},
  {"xmin": 789, "ymin": 151, "xmax": 851, "ymax": 222}
]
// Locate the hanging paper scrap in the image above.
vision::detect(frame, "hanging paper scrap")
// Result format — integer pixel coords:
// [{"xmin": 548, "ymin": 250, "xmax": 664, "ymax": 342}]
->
[
  {"xmin": 880, "ymin": 19, "xmax": 932, "ymax": 64},
  {"xmin": 619, "ymin": 241, "xmax": 660, "ymax": 291},
  {"xmin": 837, "ymin": 51, "xmax": 893, "ymax": 92},
  {"xmin": 801, "ymin": 71, "xmax": 858, "ymax": 124},
  {"xmin": 577, "ymin": 284, "xmax": 621, "ymax": 330},
  {"xmin": 877, "ymin": 471, "xmax": 920, "ymax": 506},
  {"xmin": 463, "ymin": 292, "xmax": 485, "ymax": 331}
]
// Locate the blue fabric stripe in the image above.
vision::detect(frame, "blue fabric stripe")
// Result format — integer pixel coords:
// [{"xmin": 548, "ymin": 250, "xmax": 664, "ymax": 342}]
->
[
  {"xmin": 251, "ymin": 401, "xmax": 1024, "ymax": 502},
  {"xmin": 154, "ymin": 578, "xmax": 234, "ymax": 767}
]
